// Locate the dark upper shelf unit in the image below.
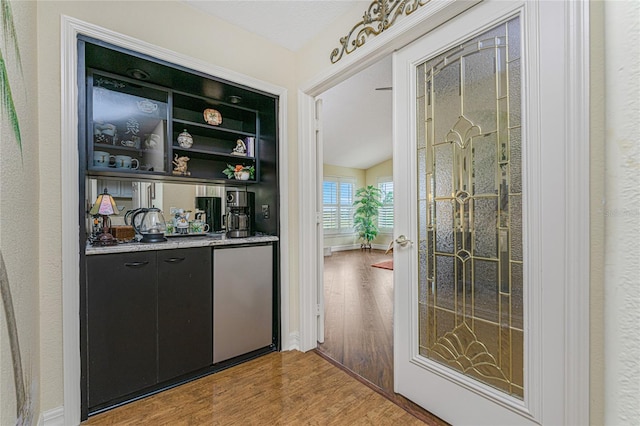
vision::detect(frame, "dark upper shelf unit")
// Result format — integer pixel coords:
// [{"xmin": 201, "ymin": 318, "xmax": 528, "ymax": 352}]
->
[{"xmin": 86, "ymin": 69, "xmax": 261, "ymax": 184}]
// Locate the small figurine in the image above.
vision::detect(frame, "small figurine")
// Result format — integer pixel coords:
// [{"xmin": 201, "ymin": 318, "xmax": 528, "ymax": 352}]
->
[
  {"xmin": 174, "ymin": 210, "xmax": 190, "ymax": 234},
  {"xmin": 172, "ymin": 153, "xmax": 191, "ymax": 176},
  {"xmin": 231, "ymin": 138, "xmax": 247, "ymax": 156}
]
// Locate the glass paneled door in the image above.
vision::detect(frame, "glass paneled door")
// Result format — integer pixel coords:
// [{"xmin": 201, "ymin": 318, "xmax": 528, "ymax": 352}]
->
[
  {"xmin": 416, "ymin": 16, "xmax": 524, "ymax": 399},
  {"xmin": 392, "ymin": 1, "xmax": 574, "ymax": 424}
]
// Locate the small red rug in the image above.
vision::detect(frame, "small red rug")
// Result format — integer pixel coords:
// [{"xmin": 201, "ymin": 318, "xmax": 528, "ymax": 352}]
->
[{"xmin": 371, "ymin": 260, "xmax": 393, "ymax": 270}]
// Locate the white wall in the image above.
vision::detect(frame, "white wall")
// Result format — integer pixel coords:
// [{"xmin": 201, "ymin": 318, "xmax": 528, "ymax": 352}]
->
[
  {"xmin": 0, "ymin": 1, "xmax": 40, "ymax": 424},
  {"xmin": 603, "ymin": 1, "xmax": 640, "ymax": 424},
  {"xmin": 36, "ymin": 0, "xmax": 297, "ymax": 415}
]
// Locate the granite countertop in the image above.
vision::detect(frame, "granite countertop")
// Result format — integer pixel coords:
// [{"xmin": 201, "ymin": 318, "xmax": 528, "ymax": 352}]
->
[{"xmin": 86, "ymin": 233, "xmax": 279, "ymax": 255}]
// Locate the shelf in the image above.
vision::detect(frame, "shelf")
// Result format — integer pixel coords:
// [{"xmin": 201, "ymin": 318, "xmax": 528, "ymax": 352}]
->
[
  {"xmin": 94, "ymin": 143, "xmax": 162, "ymax": 155},
  {"xmin": 173, "ymin": 119, "xmax": 255, "ymax": 138},
  {"xmin": 172, "ymin": 145, "xmax": 255, "ymax": 161}
]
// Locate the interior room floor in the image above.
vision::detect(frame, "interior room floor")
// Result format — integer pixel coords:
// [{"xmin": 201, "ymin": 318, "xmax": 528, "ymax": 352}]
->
[
  {"xmin": 82, "ymin": 350, "xmax": 428, "ymax": 425},
  {"xmin": 317, "ymin": 249, "xmax": 447, "ymax": 425}
]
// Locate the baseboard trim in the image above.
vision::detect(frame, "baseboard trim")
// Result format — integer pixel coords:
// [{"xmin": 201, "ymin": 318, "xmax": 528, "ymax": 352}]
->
[
  {"xmin": 327, "ymin": 244, "xmax": 390, "ymax": 253},
  {"xmin": 327, "ymin": 244, "xmax": 359, "ymax": 252},
  {"xmin": 38, "ymin": 406, "xmax": 65, "ymax": 426},
  {"xmin": 286, "ymin": 332, "xmax": 300, "ymax": 351}
]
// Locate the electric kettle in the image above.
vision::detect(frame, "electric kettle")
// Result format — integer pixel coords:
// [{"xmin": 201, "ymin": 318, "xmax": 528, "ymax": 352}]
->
[{"xmin": 131, "ymin": 207, "xmax": 167, "ymax": 243}]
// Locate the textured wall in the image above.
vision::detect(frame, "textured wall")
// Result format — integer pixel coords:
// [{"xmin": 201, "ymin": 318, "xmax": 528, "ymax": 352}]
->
[
  {"xmin": 0, "ymin": 1, "xmax": 40, "ymax": 425},
  {"xmin": 603, "ymin": 1, "xmax": 640, "ymax": 424},
  {"xmin": 36, "ymin": 0, "xmax": 296, "ymax": 414}
]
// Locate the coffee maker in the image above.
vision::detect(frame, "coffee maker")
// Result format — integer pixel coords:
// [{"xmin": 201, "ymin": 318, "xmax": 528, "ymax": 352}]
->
[{"xmin": 225, "ymin": 190, "xmax": 255, "ymax": 238}]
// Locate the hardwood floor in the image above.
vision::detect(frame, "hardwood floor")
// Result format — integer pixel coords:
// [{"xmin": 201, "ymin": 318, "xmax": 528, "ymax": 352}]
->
[
  {"xmin": 319, "ymin": 249, "xmax": 394, "ymax": 392},
  {"xmin": 82, "ymin": 351, "xmax": 428, "ymax": 425},
  {"xmin": 318, "ymin": 249, "xmax": 447, "ymax": 426}
]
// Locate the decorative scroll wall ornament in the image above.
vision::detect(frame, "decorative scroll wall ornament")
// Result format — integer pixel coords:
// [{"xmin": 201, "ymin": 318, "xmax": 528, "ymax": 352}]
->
[{"xmin": 330, "ymin": 0, "xmax": 430, "ymax": 63}]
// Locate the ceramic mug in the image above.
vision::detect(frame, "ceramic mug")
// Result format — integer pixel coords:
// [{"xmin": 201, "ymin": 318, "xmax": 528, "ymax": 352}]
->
[
  {"xmin": 93, "ymin": 151, "xmax": 110, "ymax": 167},
  {"xmin": 113, "ymin": 155, "xmax": 139, "ymax": 170},
  {"xmin": 189, "ymin": 221, "xmax": 209, "ymax": 234}
]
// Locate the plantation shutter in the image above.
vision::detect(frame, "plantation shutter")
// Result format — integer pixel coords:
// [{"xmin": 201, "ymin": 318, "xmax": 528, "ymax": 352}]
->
[{"xmin": 378, "ymin": 179, "xmax": 394, "ymax": 230}]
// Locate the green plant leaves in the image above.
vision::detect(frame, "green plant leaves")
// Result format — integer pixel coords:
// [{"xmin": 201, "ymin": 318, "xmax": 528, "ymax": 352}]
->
[
  {"xmin": 0, "ymin": 0, "xmax": 23, "ymax": 154},
  {"xmin": 0, "ymin": 51, "xmax": 21, "ymax": 152},
  {"xmin": 353, "ymin": 185, "xmax": 383, "ymax": 244},
  {"xmin": 1, "ymin": 0, "xmax": 22, "ymax": 75}
]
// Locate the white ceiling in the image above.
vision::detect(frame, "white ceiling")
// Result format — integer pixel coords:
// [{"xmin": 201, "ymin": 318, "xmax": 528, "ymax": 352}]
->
[
  {"xmin": 182, "ymin": 0, "xmax": 392, "ymax": 170},
  {"xmin": 183, "ymin": 0, "xmax": 369, "ymax": 52},
  {"xmin": 319, "ymin": 56, "xmax": 392, "ymax": 169}
]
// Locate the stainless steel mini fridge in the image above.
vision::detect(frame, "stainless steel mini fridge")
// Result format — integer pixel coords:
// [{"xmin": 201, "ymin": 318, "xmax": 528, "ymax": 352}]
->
[{"xmin": 213, "ymin": 244, "xmax": 273, "ymax": 363}]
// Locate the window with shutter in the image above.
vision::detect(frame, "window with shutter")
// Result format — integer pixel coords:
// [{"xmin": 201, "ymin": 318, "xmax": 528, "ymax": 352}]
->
[
  {"xmin": 378, "ymin": 178, "xmax": 394, "ymax": 230},
  {"xmin": 323, "ymin": 177, "xmax": 356, "ymax": 233}
]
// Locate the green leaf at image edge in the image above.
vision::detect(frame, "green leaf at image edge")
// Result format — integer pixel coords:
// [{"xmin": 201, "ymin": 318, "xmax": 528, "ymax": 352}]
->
[
  {"xmin": 0, "ymin": 51, "xmax": 21, "ymax": 153},
  {"xmin": 1, "ymin": 0, "xmax": 22, "ymax": 76}
]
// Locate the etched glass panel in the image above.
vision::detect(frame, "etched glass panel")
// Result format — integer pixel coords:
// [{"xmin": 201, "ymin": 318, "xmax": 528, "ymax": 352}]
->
[
  {"xmin": 473, "ymin": 133, "xmax": 497, "ymax": 195},
  {"xmin": 474, "ymin": 197, "xmax": 498, "ymax": 258},
  {"xmin": 435, "ymin": 201, "xmax": 454, "ymax": 253},
  {"xmin": 434, "ymin": 144, "xmax": 453, "ymax": 198},
  {"xmin": 417, "ymin": 16, "xmax": 523, "ymax": 399},
  {"xmin": 464, "ymin": 49, "xmax": 497, "ymax": 133},
  {"xmin": 433, "ymin": 61, "xmax": 461, "ymax": 144},
  {"xmin": 509, "ymin": 59, "xmax": 521, "ymax": 128}
]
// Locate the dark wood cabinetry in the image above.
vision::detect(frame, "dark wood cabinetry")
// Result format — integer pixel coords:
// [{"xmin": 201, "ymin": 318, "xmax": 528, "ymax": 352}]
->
[
  {"xmin": 86, "ymin": 247, "xmax": 212, "ymax": 412},
  {"xmin": 171, "ymin": 92, "xmax": 259, "ymax": 182},
  {"xmin": 86, "ymin": 69, "xmax": 261, "ymax": 184},
  {"xmin": 157, "ymin": 248, "xmax": 212, "ymax": 381},
  {"xmin": 86, "ymin": 251, "xmax": 157, "ymax": 409}
]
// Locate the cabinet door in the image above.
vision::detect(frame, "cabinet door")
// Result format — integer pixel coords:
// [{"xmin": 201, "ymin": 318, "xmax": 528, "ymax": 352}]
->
[
  {"xmin": 157, "ymin": 247, "xmax": 212, "ymax": 381},
  {"xmin": 87, "ymin": 251, "xmax": 157, "ymax": 409}
]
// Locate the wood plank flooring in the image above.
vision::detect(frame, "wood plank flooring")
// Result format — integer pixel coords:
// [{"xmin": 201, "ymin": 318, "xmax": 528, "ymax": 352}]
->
[
  {"xmin": 319, "ymin": 249, "xmax": 395, "ymax": 392},
  {"xmin": 318, "ymin": 249, "xmax": 447, "ymax": 426},
  {"xmin": 82, "ymin": 351, "xmax": 428, "ymax": 425}
]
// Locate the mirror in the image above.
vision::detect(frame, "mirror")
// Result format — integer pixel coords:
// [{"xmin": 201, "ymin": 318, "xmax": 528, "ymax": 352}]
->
[{"xmin": 87, "ymin": 178, "xmax": 226, "ymax": 227}]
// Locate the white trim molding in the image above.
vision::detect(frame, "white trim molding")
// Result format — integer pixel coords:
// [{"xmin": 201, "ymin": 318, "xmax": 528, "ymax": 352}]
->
[
  {"xmin": 38, "ymin": 406, "xmax": 65, "ymax": 426},
  {"xmin": 563, "ymin": 1, "xmax": 591, "ymax": 424},
  {"xmin": 61, "ymin": 15, "xmax": 289, "ymax": 424}
]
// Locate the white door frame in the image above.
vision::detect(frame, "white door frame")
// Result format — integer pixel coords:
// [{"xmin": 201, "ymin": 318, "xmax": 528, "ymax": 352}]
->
[
  {"xmin": 61, "ymin": 16, "xmax": 290, "ymax": 425},
  {"xmin": 297, "ymin": 0, "xmax": 590, "ymax": 424}
]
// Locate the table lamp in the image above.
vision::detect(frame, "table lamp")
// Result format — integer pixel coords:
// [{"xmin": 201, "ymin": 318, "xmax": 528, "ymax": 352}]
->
[{"xmin": 90, "ymin": 188, "xmax": 119, "ymax": 246}]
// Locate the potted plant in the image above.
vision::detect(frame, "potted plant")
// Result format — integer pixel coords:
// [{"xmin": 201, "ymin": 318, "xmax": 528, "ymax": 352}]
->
[
  {"xmin": 223, "ymin": 164, "xmax": 255, "ymax": 180},
  {"xmin": 353, "ymin": 185, "xmax": 383, "ymax": 250}
]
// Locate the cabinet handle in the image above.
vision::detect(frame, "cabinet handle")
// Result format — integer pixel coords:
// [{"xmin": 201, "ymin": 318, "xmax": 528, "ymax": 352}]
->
[
  {"xmin": 124, "ymin": 261, "xmax": 149, "ymax": 268},
  {"xmin": 163, "ymin": 257, "xmax": 186, "ymax": 264}
]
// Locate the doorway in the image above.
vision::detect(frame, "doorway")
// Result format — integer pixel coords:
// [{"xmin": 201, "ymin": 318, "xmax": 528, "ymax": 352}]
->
[
  {"xmin": 315, "ymin": 56, "xmax": 395, "ymax": 392},
  {"xmin": 298, "ymin": 1, "xmax": 590, "ymax": 424}
]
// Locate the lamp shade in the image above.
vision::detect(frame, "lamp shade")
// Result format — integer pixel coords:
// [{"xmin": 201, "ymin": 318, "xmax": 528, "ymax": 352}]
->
[{"xmin": 89, "ymin": 189, "xmax": 119, "ymax": 216}]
